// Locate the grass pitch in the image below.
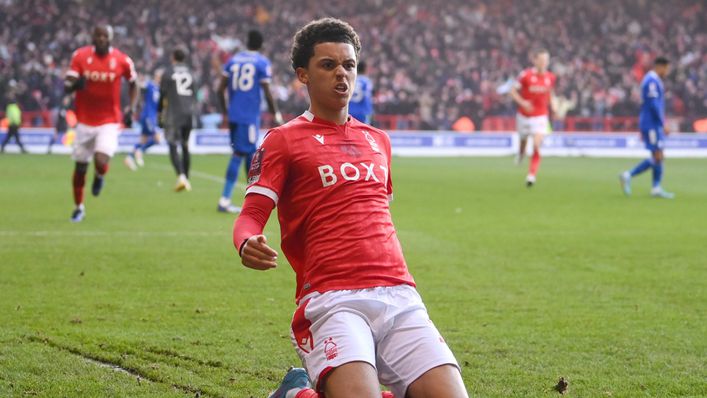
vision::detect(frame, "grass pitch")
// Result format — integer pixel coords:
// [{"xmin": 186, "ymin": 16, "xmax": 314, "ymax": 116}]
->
[{"xmin": 0, "ymin": 153, "xmax": 705, "ymax": 397}]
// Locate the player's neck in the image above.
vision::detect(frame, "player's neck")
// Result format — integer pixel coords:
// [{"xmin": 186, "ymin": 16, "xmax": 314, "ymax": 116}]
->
[
  {"xmin": 93, "ymin": 46, "xmax": 111, "ymax": 56},
  {"xmin": 308, "ymin": 104, "xmax": 348, "ymax": 125}
]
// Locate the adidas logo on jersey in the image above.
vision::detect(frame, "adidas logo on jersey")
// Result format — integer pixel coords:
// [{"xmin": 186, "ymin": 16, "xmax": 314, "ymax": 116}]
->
[{"xmin": 317, "ymin": 162, "xmax": 388, "ymax": 188}]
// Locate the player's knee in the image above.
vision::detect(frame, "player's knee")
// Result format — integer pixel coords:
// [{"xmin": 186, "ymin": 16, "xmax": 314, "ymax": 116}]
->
[
  {"xmin": 406, "ymin": 364, "xmax": 467, "ymax": 398},
  {"xmin": 75, "ymin": 162, "xmax": 89, "ymax": 174}
]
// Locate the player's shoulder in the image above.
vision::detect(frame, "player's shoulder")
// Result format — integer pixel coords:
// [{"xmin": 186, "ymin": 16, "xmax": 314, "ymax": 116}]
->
[
  {"xmin": 72, "ymin": 46, "xmax": 93, "ymax": 59},
  {"xmin": 277, "ymin": 114, "xmax": 314, "ymax": 134},
  {"xmin": 647, "ymin": 71, "xmax": 659, "ymax": 82},
  {"xmin": 110, "ymin": 47, "xmax": 131, "ymax": 60},
  {"xmin": 260, "ymin": 124, "xmax": 291, "ymax": 148},
  {"xmin": 641, "ymin": 72, "xmax": 656, "ymax": 86},
  {"xmin": 351, "ymin": 118, "xmax": 389, "ymax": 141},
  {"xmin": 174, "ymin": 63, "xmax": 190, "ymax": 72},
  {"xmin": 519, "ymin": 68, "xmax": 532, "ymax": 77}
]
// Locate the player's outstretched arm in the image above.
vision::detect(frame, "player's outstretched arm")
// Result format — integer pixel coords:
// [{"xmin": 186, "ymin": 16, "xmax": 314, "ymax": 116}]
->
[
  {"xmin": 217, "ymin": 75, "xmax": 229, "ymax": 127},
  {"xmin": 510, "ymin": 85, "xmax": 533, "ymax": 112},
  {"xmin": 261, "ymin": 81, "xmax": 283, "ymax": 125},
  {"xmin": 64, "ymin": 75, "xmax": 85, "ymax": 95},
  {"xmin": 233, "ymin": 193, "xmax": 278, "ymax": 270},
  {"xmin": 123, "ymin": 81, "xmax": 139, "ymax": 127}
]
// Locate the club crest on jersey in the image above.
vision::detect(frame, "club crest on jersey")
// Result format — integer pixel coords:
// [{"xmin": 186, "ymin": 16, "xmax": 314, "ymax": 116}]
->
[
  {"xmin": 313, "ymin": 134, "xmax": 325, "ymax": 144},
  {"xmin": 247, "ymin": 148, "xmax": 264, "ymax": 184},
  {"xmin": 361, "ymin": 130, "xmax": 380, "ymax": 153},
  {"xmin": 324, "ymin": 337, "xmax": 338, "ymax": 360}
]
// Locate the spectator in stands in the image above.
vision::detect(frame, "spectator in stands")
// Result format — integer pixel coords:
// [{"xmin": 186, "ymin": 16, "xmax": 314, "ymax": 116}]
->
[{"xmin": 0, "ymin": 0, "xmax": 705, "ymax": 131}]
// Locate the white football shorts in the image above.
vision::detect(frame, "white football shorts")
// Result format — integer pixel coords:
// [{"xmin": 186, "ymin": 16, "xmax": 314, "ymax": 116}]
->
[
  {"xmin": 516, "ymin": 114, "xmax": 550, "ymax": 137},
  {"xmin": 290, "ymin": 284, "xmax": 460, "ymax": 397},
  {"xmin": 72, "ymin": 123, "xmax": 121, "ymax": 162}
]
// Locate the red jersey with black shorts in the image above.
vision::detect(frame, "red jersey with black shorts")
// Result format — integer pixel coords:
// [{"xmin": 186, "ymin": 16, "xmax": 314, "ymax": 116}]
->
[
  {"xmin": 67, "ymin": 46, "xmax": 137, "ymax": 126},
  {"xmin": 515, "ymin": 68, "xmax": 556, "ymax": 117},
  {"xmin": 244, "ymin": 111, "xmax": 415, "ymax": 302}
]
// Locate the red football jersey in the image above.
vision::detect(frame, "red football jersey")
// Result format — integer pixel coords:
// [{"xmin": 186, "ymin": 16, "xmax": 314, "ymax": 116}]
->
[
  {"xmin": 67, "ymin": 46, "xmax": 137, "ymax": 126},
  {"xmin": 515, "ymin": 68, "xmax": 556, "ymax": 117},
  {"xmin": 246, "ymin": 111, "xmax": 415, "ymax": 302}
]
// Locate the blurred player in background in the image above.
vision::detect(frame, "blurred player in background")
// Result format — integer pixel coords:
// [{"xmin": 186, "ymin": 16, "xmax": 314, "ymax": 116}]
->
[
  {"xmin": 64, "ymin": 24, "xmax": 138, "ymax": 222},
  {"xmin": 47, "ymin": 97, "xmax": 70, "ymax": 154},
  {"xmin": 620, "ymin": 57, "xmax": 674, "ymax": 199},
  {"xmin": 159, "ymin": 47, "xmax": 196, "ymax": 192},
  {"xmin": 216, "ymin": 30, "xmax": 283, "ymax": 213},
  {"xmin": 348, "ymin": 60, "xmax": 373, "ymax": 124},
  {"xmin": 510, "ymin": 48, "xmax": 556, "ymax": 187},
  {"xmin": 1, "ymin": 94, "xmax": 27, "ymax": 154},
  {"xmin": 124, "ymin": 68, "xmax": 162, "ymax": 170},
  {"xmin": 233, "ymin": 18, "xmax": 467, "ymax": 398}
]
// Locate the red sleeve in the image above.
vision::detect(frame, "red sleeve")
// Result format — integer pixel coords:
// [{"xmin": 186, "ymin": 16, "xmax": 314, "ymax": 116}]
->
[
  {"xmin": 515, "ymin": 70, "xmax": 526, "ymax": 88},
  {"xmin": 244, "ymin": 128, "xmax": 289, "ymax": 203},
  {"xmin": 67, "ymin": 50, "xmax": 82, "ymax": 79},
  {"xmin": 123, "ymin": 53, "xmax": 137, "ymax": 82},
  {"xmin": 232, "ymin": 193, "xmax": 275, "ymax": 255}
]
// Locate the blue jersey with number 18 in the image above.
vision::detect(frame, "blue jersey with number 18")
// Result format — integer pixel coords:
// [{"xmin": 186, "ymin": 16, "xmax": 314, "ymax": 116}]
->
[{"xmin": 223, "ymin": 51, "xmax": 272, "ymax": 125}]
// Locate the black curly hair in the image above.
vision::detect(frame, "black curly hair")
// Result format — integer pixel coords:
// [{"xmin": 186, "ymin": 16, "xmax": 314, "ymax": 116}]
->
[{"xmin": 290, "ymin": 18, "xmax": 361, "ymax": 71}]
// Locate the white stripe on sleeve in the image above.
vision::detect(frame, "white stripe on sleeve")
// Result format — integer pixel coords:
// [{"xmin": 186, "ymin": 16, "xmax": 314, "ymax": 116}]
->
[{"xmin": 246, "ymin": 186, "xmax": 279, "ymax": 205}]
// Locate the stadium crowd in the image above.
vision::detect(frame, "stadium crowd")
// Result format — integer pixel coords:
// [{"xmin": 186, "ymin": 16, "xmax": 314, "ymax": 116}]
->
[{"xmin": 0, "ymin": 0, "xmax": 705, "ymax": 130}]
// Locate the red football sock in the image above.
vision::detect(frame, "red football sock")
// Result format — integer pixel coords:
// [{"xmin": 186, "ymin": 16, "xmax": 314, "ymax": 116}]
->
[
  {"xmin": 95, "ymin": 162, "xmax": 109, "ymax": 177},
  {"xmin": 72, "ymin": 170, "xmax": 86, "ymax": 206},
  {"xmin": 529, "ymin": 151, "xmax": 541, "ymax": 176},
  {"xmin": 294, "ymin": 389, "xmax": 319, "ymax": 398}
]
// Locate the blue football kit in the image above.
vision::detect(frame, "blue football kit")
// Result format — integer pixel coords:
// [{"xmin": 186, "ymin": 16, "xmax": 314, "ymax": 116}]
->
[
  {"xmin": 639, "ymin": 70, "xmax": 665, "ymax": 151},
  {"xmin": 621, "ymin": 69, "xmax": 673, "ymax": 197},
  {"xmin": 349, "ymin": 75, "xmax": 373, "ymax": 124},
  {"xmin": 219, "ymin": 50, "xmax": 273, "ymax": 210},
  {"xmin": 140, "ymin": 80, "xmax": 160, "ymax": 136}
]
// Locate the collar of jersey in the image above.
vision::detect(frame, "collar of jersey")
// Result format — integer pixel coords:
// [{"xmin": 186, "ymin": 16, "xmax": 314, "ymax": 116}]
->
[{"xmin": 302, "ymin": 110, "xmax": 351, "ymax": 127}]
